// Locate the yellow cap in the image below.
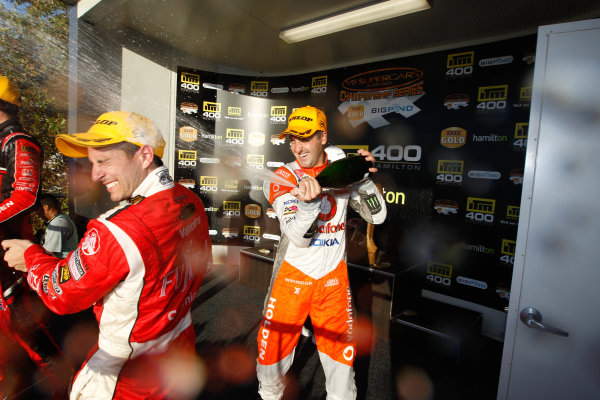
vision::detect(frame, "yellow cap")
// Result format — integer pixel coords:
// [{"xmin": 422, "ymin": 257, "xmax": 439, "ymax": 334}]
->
[
  {"xmin": 278, "ymin": 106, "xmax": 327, "ymax": 139},
  {"xmin": 0, "ymin": 76, "xmax": 21, "ymax": 106},
  {"xmin": 55, "ymin": 111, "xmax": 166, "ymax": 158}
]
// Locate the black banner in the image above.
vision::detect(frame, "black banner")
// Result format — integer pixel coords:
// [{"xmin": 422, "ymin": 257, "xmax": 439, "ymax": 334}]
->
[{"xmin": 175, "ymin": 35, "xmax": 536, "ymax": 311}]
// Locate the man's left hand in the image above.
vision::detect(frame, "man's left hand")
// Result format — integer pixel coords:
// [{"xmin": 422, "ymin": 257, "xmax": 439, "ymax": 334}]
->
[
  {"xmin": 357, "ymin": 148, "xmax": 378, "ymax": 174},
  {"xmin": 2, "ymin": 239, "xmax": 34, "ymax": 272}
]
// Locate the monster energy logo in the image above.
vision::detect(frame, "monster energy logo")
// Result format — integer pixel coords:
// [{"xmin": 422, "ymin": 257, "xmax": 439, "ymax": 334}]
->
[{"xmin": 364, "ymin": 193, "xmax": 382, "ymax": 214}]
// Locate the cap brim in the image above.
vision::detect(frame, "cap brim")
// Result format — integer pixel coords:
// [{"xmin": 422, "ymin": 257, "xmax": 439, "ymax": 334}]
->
[
  {"xmin": 277, "ymin": 128, "xmax": 315, "ymax": 140},
  {"xmin": 55, "ymin": 132, "xmax": 123, "ymax": 158}
]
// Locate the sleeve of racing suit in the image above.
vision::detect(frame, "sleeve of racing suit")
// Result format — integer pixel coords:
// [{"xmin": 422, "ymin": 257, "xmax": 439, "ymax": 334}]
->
[
  {"xmin": 349, "ymin": 179, "xmax": 387, "ymax": 225},
  {"xmin": 0, "ymin": 137, "xmax": 41, "ymax": 223},
  {"xmin": 22, "ymin": 219, "xmax": 130, "ymax": 315},
  {"xmin": 272, "ymin": 193, "xmax": 321, "ymax": 248}
]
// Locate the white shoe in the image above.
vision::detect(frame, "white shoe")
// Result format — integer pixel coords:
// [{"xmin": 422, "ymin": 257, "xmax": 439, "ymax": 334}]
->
[{"xmin": 301, "ymin": 326, "xmax": 312, "ymax": 337}]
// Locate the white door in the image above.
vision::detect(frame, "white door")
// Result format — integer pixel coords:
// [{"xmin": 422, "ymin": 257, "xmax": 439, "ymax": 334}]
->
[{"xmin": 497, "ymin": 18, "xmax": 600, "ymax": 400}]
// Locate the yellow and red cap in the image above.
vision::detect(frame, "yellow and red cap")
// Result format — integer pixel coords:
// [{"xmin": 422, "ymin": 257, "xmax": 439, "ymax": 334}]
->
[
  {"xmin": 0, "ymin": 76, "xmax": 21, "ymax": 106},
  {"xmin": 55, "ymin": 111, "xmax": 166, "ymax": 158},
  {"xmin": 278, "ymin": 106, "xmax": 327, "ymax": 139}
]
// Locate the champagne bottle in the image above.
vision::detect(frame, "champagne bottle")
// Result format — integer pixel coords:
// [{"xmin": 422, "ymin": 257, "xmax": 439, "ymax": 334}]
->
[{"xmin": 316, "ymin": 155, "xmax": 372, "ymax": 188}]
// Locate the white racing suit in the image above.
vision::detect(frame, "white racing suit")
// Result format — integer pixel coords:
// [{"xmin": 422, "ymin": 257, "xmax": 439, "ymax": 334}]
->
[{"xmin": 257, "ymin": 152, "xmax": 386, "ymax": 400}]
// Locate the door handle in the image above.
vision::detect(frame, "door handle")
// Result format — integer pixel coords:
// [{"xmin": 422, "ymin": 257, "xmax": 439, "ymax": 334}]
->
[{"xmin": 519, "ymin": 307, "xmax": 569, "ymax": 337}]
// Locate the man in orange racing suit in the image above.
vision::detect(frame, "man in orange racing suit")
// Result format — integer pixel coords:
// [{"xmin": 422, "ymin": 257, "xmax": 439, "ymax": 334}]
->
[
  {"xmin": 257, "ymin": 106, "xmax": 386, "ymax": 400},
  {"xmin": 3, "ymin": 111, "xmax": 212, "ymax": 399}
]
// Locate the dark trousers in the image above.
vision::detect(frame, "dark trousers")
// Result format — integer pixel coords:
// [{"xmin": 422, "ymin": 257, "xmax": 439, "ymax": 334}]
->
[{"xmin": 1, "ymin": 262, "xmax": 73, "ymax": 399}]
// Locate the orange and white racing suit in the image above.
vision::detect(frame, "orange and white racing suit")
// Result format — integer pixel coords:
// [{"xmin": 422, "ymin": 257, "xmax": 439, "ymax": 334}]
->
[{"xmin": 257, "ymin": 151, "xmax": 386, "ymax": 400}]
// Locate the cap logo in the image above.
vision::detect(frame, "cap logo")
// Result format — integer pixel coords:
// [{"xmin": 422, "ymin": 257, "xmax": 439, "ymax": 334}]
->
[
  {"xmin": 289, "ymin": 115, "xmax": 313, "ymax": 122},
  {"xmin": 96, "ymin": 119, "xmax": 118, "ymax": 126},
  {"xmin": 77, "ymin": 138, "xmax": 112, "ymax": 143}
]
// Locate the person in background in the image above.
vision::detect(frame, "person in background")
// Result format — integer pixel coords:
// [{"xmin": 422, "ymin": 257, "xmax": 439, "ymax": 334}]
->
[
  {"xmin": 0, "ymin": 75, "xmax": 71, "ymax": 398},
  {"xmin": 38, "ymin": 193, "xmax": 78, "ymax": 258},
  {"xmin": 3, "ymin": 111, "xmax": 212, "ymax": 399},
  {"xmin": 256, "ymin": 106, "xmax": 387, "ymax": 400}
]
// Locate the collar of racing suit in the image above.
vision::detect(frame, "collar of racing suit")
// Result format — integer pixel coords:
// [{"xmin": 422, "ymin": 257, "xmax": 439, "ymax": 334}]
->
[
  {"xmin": 295, "ymin": 154, "xmax": 330, "ymax": 178},
  {"xmin": 125, "ymin": 165, "xmax": 174, "ymax": 205},
  {"xmin": 0, "ymin": 118, "xmax": 21, "ymax": 137}
]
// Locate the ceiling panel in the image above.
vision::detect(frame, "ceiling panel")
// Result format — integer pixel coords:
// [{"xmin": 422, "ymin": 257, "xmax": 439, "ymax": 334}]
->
[{"xmin": 80, "ymin": 0, "xmax": 600, "ymax": 74}]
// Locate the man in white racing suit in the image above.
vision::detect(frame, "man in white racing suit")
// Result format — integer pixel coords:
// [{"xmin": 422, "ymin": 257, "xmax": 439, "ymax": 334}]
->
[{"xmin": 257, "ymin": 106, "xmax": 386, "ymax": 400}]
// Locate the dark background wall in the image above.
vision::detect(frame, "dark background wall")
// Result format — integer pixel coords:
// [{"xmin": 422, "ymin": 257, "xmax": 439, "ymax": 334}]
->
[{"xmin": 174, "ymin": 35, "xmax": 536, "ymax": 313}]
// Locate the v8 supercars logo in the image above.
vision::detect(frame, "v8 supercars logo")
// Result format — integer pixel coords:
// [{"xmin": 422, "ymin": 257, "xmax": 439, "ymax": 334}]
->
[{"xmin": 337, "ymin": 67, "xmax": 424, "ymax": 128}]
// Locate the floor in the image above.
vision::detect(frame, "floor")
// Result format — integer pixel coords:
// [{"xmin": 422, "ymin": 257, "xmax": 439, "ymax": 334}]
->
[
  {"xmin": 190, "ymin": 268, "xmax": 504, "ymax": 400},
  {"xmin": 7, "ymin": 267, "xmax": 504, "ymax": 400}
]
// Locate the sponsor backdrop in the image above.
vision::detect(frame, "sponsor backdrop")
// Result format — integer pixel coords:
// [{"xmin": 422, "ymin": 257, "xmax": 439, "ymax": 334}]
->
[{"xmin": 175, "ymin": 35, "xmax": 536, "ymax": 312}]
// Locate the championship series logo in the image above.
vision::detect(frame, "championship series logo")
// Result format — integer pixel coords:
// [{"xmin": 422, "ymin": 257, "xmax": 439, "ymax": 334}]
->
[{"xmin": 337, "ymin": 67, "xmax": 425, "ymax": 128}]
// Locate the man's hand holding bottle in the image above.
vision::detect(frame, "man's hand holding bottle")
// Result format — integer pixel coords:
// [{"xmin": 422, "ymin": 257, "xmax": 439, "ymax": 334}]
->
[
  {"xmin": 290, "ymin": 148, "xmax": 378, "ymax": 201},
  {"xmin": 290, "ymin": 175, "xmax": 322, "ymax": 202},
  {"xmin": 356, "ymin": 148, "xmax": 378, "ymax": 174}
]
